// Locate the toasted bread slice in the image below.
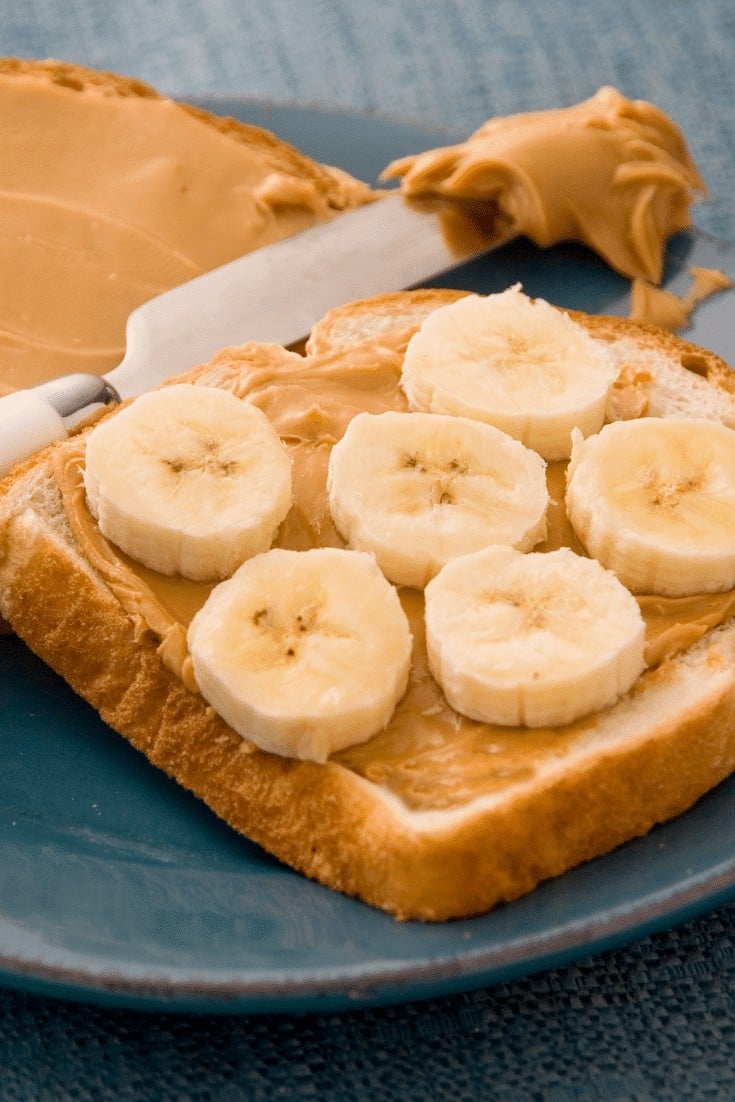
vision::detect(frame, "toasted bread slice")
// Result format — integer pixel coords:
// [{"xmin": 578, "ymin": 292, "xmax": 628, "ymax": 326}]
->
[{"xmin": 3, "ymin": 291, "xmax": 735, "ymax": 921}]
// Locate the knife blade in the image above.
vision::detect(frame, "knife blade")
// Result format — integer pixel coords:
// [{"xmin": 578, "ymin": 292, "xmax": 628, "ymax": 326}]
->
[{"xmin": 0, "ymin": 194, "xmax": 496, "ymax": 477}]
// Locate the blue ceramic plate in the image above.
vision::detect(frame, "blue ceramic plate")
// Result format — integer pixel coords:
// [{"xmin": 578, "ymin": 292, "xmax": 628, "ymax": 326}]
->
[{"xmin": 2, "ymin": 100, "xmax": 735, "ymax": 1015}]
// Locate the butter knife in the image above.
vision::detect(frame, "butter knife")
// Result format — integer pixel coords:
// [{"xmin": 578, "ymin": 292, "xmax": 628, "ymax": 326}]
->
[{"xmin": 0, "ymin": 195, "xmax": 493, "ymax": 477}]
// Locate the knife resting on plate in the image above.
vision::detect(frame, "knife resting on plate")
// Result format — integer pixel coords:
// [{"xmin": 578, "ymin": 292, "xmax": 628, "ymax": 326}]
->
[{"xmin": 0, "ymin": 195, "xmax": 495, "ymax": 478}]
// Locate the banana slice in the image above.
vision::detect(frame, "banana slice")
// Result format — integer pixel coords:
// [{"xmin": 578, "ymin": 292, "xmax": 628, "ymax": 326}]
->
[
  {"xmin": 84, "ymin": 383, "xmax": 292, "ymax": 581},
  {"xmin": 327, "ymin": 410, "xmax": 548, "ymax": 587},
  {"xmin": 187, "ymin": 547, "xmax": 413, "ymax": 762},
  {"xmin": 565, "ymin": 417, "xmax": 735, "ymax": 596},
  {"xmin": 400, "ymin": 285, "xmax": 618, "ymax": 461},
  {"xmin": 424, "ymin": 545, "xmax": 646, "ymax": 728}
]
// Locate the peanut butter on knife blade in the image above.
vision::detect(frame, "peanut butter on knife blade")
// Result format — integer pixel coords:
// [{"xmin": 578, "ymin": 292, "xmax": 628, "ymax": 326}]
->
[
  {"xmin": 384, "ymin": 87, "xmax": 735, "ymax": 331},
  {"xmin": 383, "ymin": 86, "xmax": 706, "ymax": 285}
]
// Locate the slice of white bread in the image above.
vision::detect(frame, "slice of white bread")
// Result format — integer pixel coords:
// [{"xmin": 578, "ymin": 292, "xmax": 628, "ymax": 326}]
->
[{"xmin": 3, "ymin": 290, "xmax": 735, "ymax": 921}]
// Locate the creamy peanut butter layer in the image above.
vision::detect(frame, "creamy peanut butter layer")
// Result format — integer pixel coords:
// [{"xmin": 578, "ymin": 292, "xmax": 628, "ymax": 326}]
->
[
  {"xmin": 50, "ymin": 330, "xmax": 735, "ymax": 814},
  {"xmin": 0, "ymin": 59, "xmax": 373, "ymax": 393}
]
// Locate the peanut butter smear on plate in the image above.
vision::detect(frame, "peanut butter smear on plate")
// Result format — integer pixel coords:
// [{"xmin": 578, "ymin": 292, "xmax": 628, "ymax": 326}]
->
[
  {"xmin": 383, "ymin": 86, "xmax": 706, "ymax": 287},
  {"xmin": 631, "ymin": 266, "xmax": 733, "ymax": 331}
]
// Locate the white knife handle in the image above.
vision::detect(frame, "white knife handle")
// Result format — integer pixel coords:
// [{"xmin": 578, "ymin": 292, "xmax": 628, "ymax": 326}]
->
[
  {"xmin": 0, "ymin": 375, "xmax": 120, "ymax": 478},
  {"xmin": 0, "ymin": 391, "xmax": 67, "ymax": 477}
]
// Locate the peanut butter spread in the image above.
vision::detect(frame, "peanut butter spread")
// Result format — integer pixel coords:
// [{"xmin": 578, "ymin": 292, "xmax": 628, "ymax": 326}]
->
[
  {"xmin": 383, "ymin": 86, "xmax": 706, "ymax": 286},
  {"xmin": 51, "ymin": 330, "xmax": 735, "ymax": 813},
  {"xmin": 0, "ymin": 59, "xmax": 372, "ymax": 394}
]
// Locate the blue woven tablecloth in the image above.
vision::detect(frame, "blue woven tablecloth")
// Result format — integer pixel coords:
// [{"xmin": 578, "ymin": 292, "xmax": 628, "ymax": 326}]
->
[{"xmin": 3, "ymin": 2, "xmax": 735, "ymax": 1099}]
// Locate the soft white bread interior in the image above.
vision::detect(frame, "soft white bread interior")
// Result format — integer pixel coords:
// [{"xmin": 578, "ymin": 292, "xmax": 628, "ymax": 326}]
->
[{"xmin": 3, "ymin": 290, "xmax": 735, "ymax": 921}]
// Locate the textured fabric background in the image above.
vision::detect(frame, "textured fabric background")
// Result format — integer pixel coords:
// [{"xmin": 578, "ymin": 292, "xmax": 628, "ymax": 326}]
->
[{"xmin": 2, "ymin": 2, "xmax": 735, "ymax": 1099}]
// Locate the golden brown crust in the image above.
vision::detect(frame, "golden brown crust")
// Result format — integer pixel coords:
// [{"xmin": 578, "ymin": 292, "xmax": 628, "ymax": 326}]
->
[
  {"xmin": 0, "ymin": 57, "xmax": 162, "ymax": 97},
  {"xmin": 569, "ymin": 309, "xmax": 735, "ymax": 396},
  {"xmin": 3, "ymin": 291, "xmax": 735, "ymax": 920}
]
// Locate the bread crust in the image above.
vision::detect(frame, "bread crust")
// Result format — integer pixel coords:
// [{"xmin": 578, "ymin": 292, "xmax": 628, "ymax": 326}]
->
[{"xmin": 3, "ymin": 293, "xmax": 735, "ymax": 920}]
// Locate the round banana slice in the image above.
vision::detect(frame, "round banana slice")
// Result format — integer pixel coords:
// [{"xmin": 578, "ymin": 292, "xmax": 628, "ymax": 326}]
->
[
  {"xmin": 187, "ymin": 547, "xmax": 413, "ymax": 762},
  {"xmin": 84, "ymin": 383, "xmax": 292, "ymax": 581},
  {"xmin": 424, "ymin": 545, "xmax": 646, "ymax": 728},
  {"xmin": 566, "ymin": 417, "xmax": 735, "ymax": 596},
  {"xmin": 327, "ymin": 410, "xmax": 548, "ymax": 587},
  {"xmin": 400, "ymin": 285, "xmax": 618, "ymax": 461}
]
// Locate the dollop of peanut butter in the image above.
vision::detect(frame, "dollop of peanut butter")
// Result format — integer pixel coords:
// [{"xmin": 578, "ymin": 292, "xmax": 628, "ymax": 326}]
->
[
  {"xmin": 51, "ymin": 329, "xmax": 735, "ymax": 812},
  {"xmin": 0, "ymin": 59, "xmax": 372, "ymax": 393},
  {"xmin": 382, "ymin": 86, "xmax": 706, "ymax": 285}
]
